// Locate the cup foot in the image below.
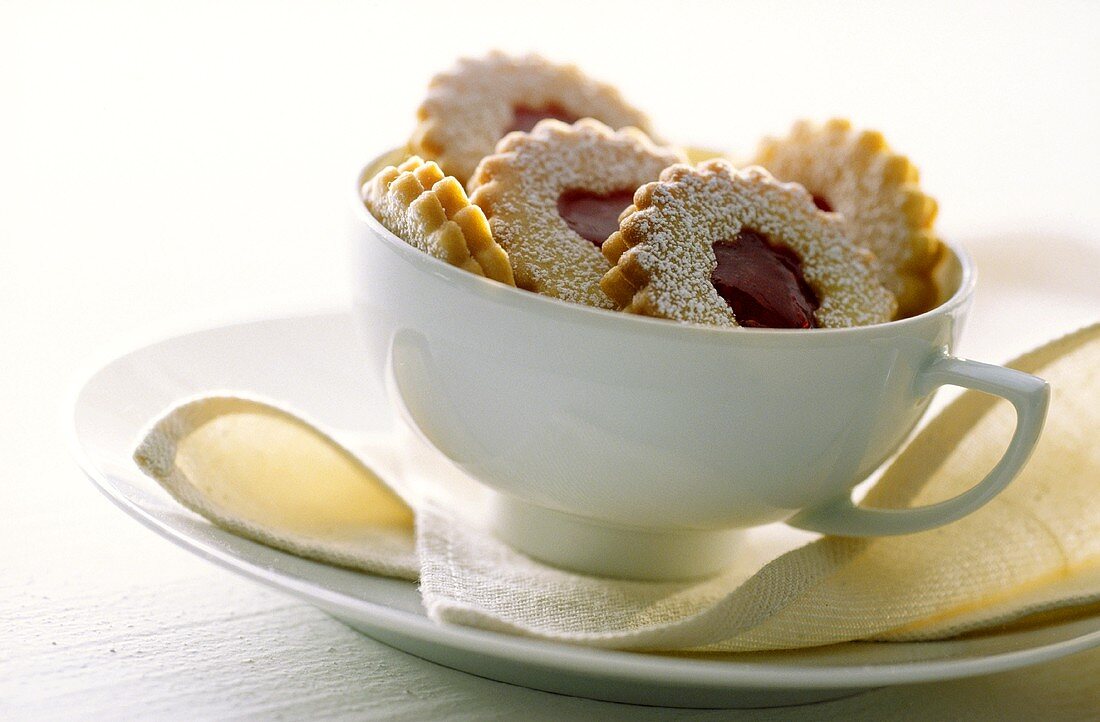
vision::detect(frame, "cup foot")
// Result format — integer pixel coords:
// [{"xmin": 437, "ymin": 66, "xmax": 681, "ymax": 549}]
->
[{"xmin": 489, "ymin": 494, "xmax": 743, "ymax": 581}]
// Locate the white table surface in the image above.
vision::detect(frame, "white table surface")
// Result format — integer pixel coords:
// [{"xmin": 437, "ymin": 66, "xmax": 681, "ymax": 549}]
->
[{"xmin": 3, "ymin": 1, "xmax": 1099, "ymax": 718}]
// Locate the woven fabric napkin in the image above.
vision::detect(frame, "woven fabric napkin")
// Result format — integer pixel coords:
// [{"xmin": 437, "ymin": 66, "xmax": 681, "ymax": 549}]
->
[{"xmin": 134, "ymin": 323, "xmax": 1100, "ymax": 652}]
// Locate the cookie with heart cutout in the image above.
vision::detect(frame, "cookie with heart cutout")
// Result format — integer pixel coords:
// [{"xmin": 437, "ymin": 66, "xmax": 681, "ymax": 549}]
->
[
  {"xmin": 752, "ymin": 119, "xmax": 943, "ymax": 317},
  {"xmin": 600, "ymin": 160, "xmax": 897, "ymax": 328},
  {"xmin": 468, "ymin": 118, "xmax": 683, "ymax": 308},
  {"xmin": 411, "ymin": 51, "xmax": 655, "ymax": 184}
]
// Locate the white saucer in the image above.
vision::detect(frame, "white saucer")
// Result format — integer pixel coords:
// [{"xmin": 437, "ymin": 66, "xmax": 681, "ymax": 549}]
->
[{"xmin": 69, "ymin": 237, "xmax": 1100, "ymax": 709}]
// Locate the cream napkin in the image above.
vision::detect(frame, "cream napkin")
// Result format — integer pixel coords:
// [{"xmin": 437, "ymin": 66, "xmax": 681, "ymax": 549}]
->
[
  {"xmin": 133, "ymin": 323, "xmax": 1100, "ymax": 652},
  {"xmin": 133, "ymin": 398, "xmax": 419, "ymax": 580}
]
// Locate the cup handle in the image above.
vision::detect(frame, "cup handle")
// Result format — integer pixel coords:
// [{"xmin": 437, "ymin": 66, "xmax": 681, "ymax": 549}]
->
[{"xmin": 788, "ymin": 350, "xmax": 1050, "ymax": 537}]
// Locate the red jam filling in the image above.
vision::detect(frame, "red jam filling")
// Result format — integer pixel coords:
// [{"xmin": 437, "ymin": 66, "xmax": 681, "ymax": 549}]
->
[
  {"xmin": 710, "ymin": 229, "xmax": 820, "ymax": 329},
  {"xmin": 506, "ymin": 104, "xmax": 579, "ymax": 135},
  {"xmin": 811, "ymin": 194, "xmax": 833, "ymax": 212},
  {"xmin": 556, "ymin": 189, "xmax": 636, "ymax": 247}
]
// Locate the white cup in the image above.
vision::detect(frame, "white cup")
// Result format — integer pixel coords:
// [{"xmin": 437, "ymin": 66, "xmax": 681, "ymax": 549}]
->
[{"xmin": 350, "ymin": 151, "xmax": 1050, "ymax": 580}]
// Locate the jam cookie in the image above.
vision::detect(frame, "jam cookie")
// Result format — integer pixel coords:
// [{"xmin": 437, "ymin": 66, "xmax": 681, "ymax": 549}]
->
[
  {"xmin": 600, "ymin": 161, "xmax": 897, "ymax": 328},
  {"xmin": 468, "ymin": 118, "xmax": 683, "ymax": 308},
  {"xmin": 411, "ymin": 51, "xmax": 654, "ymax": 184},
  {"xmin": 752, "ymin": 119, "xmax": 942, "ymax": 317},
  {"xmin": 362, "ymin": 156, "xmax": 515, "ymax": 285}
]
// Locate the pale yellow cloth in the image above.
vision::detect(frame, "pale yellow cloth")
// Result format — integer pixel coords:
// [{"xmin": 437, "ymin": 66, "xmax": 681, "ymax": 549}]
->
[
  {"xmin": 134, "ymin": 323, "xmax": 1100, "ymax": 651},
  {"xmin": 133, "ymin": 397, "xmax": 419, "ymax": 580}
]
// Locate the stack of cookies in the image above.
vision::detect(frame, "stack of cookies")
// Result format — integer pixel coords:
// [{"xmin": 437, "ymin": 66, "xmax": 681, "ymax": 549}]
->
[{"xmin": 362, "ymin": 52, "xmax": 944, "ymax": 329}]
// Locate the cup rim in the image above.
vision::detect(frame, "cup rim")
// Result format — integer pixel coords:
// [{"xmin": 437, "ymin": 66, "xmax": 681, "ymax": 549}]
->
[{"xmin": 353, "ymin": 157, "xmax": 976, "ymax": 343}]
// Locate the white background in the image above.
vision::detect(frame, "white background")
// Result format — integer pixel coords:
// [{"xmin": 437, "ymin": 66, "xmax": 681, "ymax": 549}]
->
[{"xmin": 3, "ymin": 1, "xmax": 1099, "ymax": 718}]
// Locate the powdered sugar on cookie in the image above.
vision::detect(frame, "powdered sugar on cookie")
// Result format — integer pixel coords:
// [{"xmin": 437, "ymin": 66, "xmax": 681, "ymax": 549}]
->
[
  {"xmin": 469, "ymin": 119, "xmax": 683, "ymax": 308},
  {"xmin": 411, "ymin": 52, "xmax": 654, "ymax": 184},
  {"xmin": 602, "ymin": 161, "xmax": 897, "ymax": 328},
  {"xmin": 362, "ymin": 156, "xmax": 515, "ymax": 285},
  {"xmin": 753, "ymin": 119, "xmax": 942, "ymax": 317}
]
